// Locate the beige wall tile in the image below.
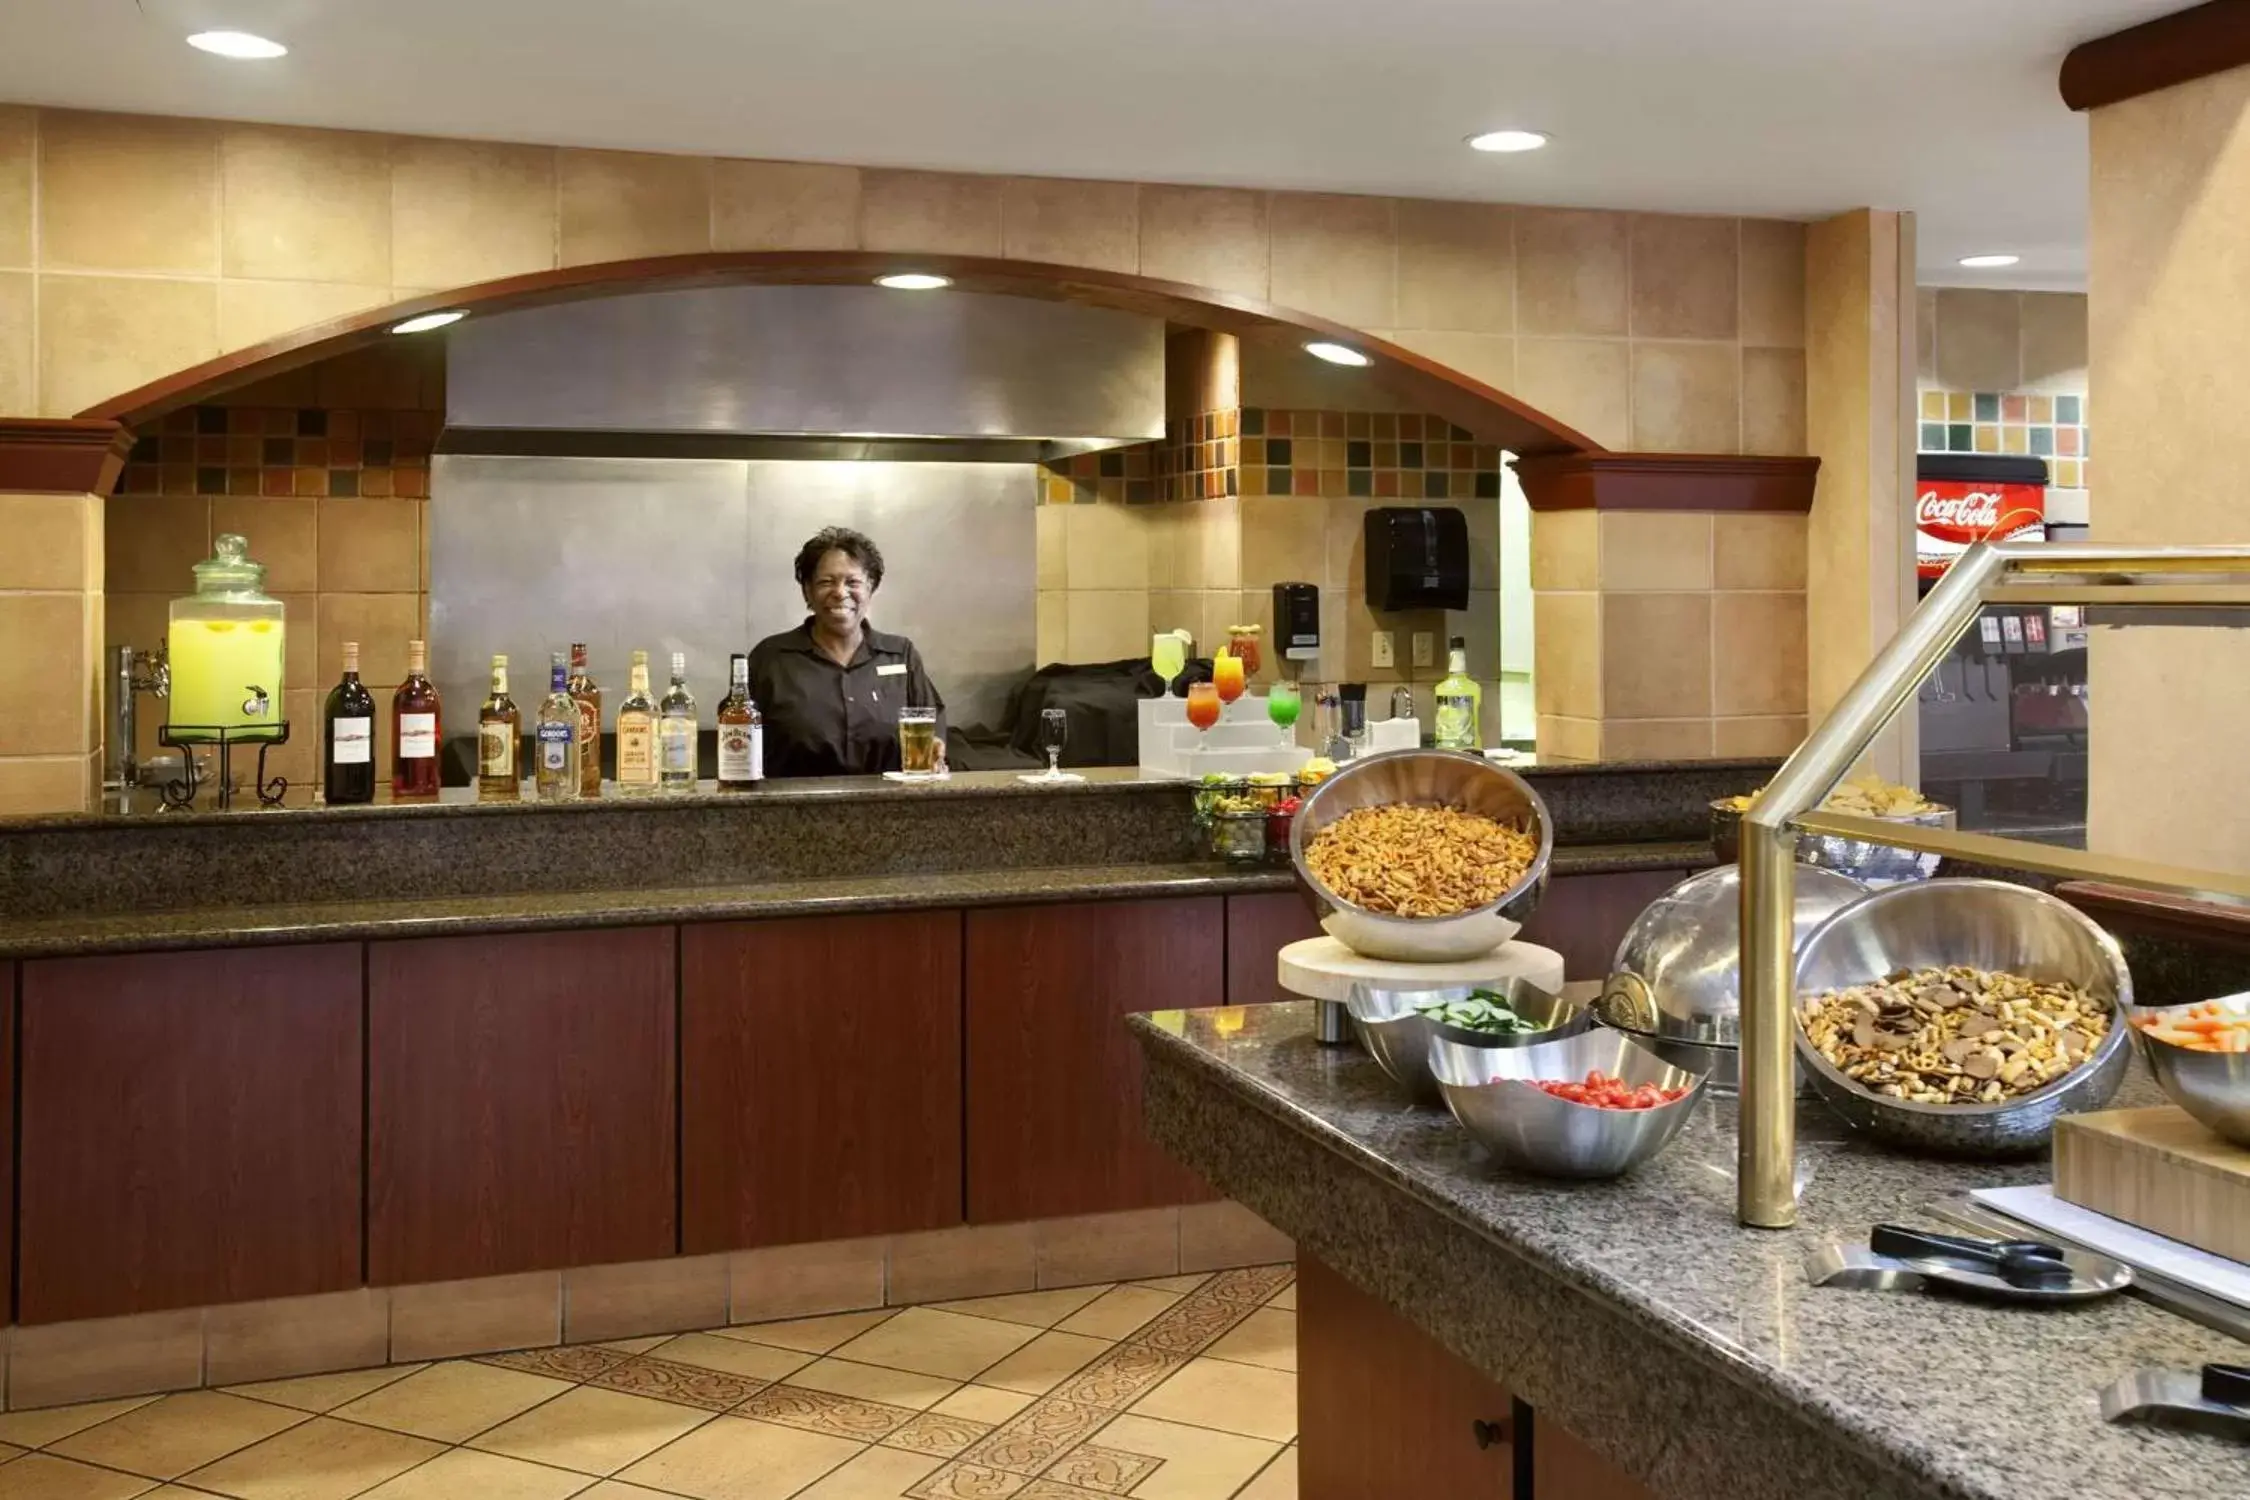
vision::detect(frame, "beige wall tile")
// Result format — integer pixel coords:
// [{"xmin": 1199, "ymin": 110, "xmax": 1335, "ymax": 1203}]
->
[
  {"xmin": 0, "ymin": 105, "xmax": 31, "ymax": 267},
  {"xmin": 1195, "ymin": 497, "xmax": 1241, "ymax": 591},
  {"xmin": 1602, "ymin": 718, "xmax": 1714, "ymax": 761},
  {"xmin": 564, "ymin": 1256, "xmax": 729, "ymax": 1343},
  {"xmin": 1514, "ymin": 338, "xmax": 1630, "ymax": 450},
  {"xmin": 317, "ymin": 499, "xmax": 420, "ymax": 593},
  {"xmin": 1321, "ymin": 496, "xmax": 1375, "ymax": 600},
  {"xmin": 0, "ymin": 754, "xmax": 94, "ymax": 815},
  {"xmin": 1035, "ymin": 504, "xmax": 1066, "ymax": 590},
  {"xmin": 1148, "ymin": 588, "xmax": 1194, "ymax": 640},
  {"xmin": 0, "ymin": 270, "xmax": 29, "ymax": 414},
  {"xmin": 1177, "ymin": 1202, "xmax": 1293, "ymax": 1274},
  {"xmin": 40, "ymin": 275, "xmax": 218, "ymax": 418},
  {"xmin": 0, "ymin": 593, "xmax": 90, "ymax": 755},
  {"xmin": 1601, "ymin": 592, "xmax": 1711, "ymax": 719},
  {"xmin": 1598, "ymin": 512, "xmax": 1712, "ymax": 592},
  {"xmin": 316, "ymin": 593, "xmax": 421, "ymax": 690},
  {"xmin": 1138, "ymin": 184, "xmax": 1268, "ymax": 300},
  {"xmin": 1712, "ymin": 591, "xmax": 1808, "ymax": 715},
  {"xmin": 1713, "ymin": 714, "xmax": 1807, "ymax": 758},
  {"xmin": 1536, "ymin": 713, "xmax": 1601, "ymax": 763},
  {"xmin": 861, "ymin": 169, "xmax": 1003, "ymax": 256},
  {"xmin": 2020, "ymin": 291, "xmax": 2088, "ymax": 393},
  {"xmin": 1742, "ymin": 347, "xmax": 1807, "ymax": 455},
  {"xmin": 1269, "ymin": 192, "xmax": 1395, "ymax": 330},
  {"xmin": 1036, "ymin": 589, "xmax": 1065, "ymax": 667},
  {"xmin": 1035, "ymin": 1208, "xmax": 1179, "ymax": 1288},
  {"xmin": 1631, "ymin": 214, "xmax": 1737, "ymax": 340},
  {"xmin": 1144, "ymin": 503, "xmax": 1186, "ymax": 591},
  {"xmin": 1238, "ymin": 495, "xmax": 1326, "ymax": 590},
  {"xmin": 40, "ymin": 111, "xmax": 217, "ymax": 275},
  {"xmin": 887, "ymin": 1223, "xmax": 1039, "ymax": 1304},
  {"xmin": 218, "ymin": 281, "xmax": 393, "ymax": 355},
  {"xmin": 728, "ymin": 1237, "xmax": 886, "ymax": 1324},
  {"xmin": 1063, "ymin": 502, "xmax": 1150, "ymax": 589},
  {"xmin": 1389, "ymin": 331, "xmax": 1514, "ymax": 393},
  {"xmin": 0, "ymin": 492, "xmax": 94, "ymax": 590},
  {"xmin": 1630, "ymin": 342, "xmax": 1740, "ymax": 453},
  {"xmin": 1532, "ymin": 590, "xmax": 1598, "ymax": 719},
  {"xmin": 1516, "ymin": 209, "xmax": 1629, "ymax": 337},
  {"xmin": 1740, "ymin": 219, "xmax": 1807, "ymax": 348},
  {"xmin": 1529, "ymin": 510, "xmax": 1598, "ymax": 592},
  {"xmin": 1932, "ymin": 288, "xmax": 2020, "ymax": 392},
  {"xmin": 389, "ymin": 1272, "xmax": 560, "ymax": 1362},
  {"xmin": 210, "ymin": 496, "xmax": 317, "ymax": 593},
  {"xmin": 391, "ymin": 139, "xmax": 557, "ymax": 288},
  {"xmin": 1065, "ymin": 589, "xmax": 1150, "ymax": 663},
  {"xmin": 221, "ymin": 125, "xmax": 391, "ymax": 284},
  {"xmin": 1002, "ymin": 177, "xmax": 1137, "ymax": 273},
  {"xmin": 8, "ymin": 1308, "xmax": 204, "ymax": 1409},
  {"xmin": 106, "ymin": 495, "xmax": 210, "ymax": 594},
  {"xmin": 277, "ymin": 593, "xmax": 316, "ymax": 697},
  {"xmin": 712, "ymin": 159, "xmax": 861, "ymax": 251},
  {"xmin": 204, "ymin": 1289, "xmax": 391, "ymax": 1387},
  {"xmin": 270, "ymin": 686, "xmax": 319, "ymax": 790},
  {"xmin": 1396, "ymin": 200, "xmax": 1513, "ymax": 333},
  {"xmin": 1713, "ymin": 513, "xmax": 1809, "ymax": 590},
  {"xmin": 559, "ymin": 149, "xmax": 713, "ymax": 266}
]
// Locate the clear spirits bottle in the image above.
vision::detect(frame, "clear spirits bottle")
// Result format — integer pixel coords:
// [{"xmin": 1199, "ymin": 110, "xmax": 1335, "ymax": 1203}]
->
[
  {"xmin": 477, "ymin": 653, "xmax": 521, "ymax": 801},
  {"xmin": 614, "ymin": 650, "xmax": 658, "ymax": 797},
  {"xmin": 658, "ymin": 650, "xmax": 697, "ymax": 794},
  {"xmin": 716, "ymin": 652, "xmax": 763, "ymax": 791},
  {"xmin": 534, "ymin": 651, "xmax": 581, "ymax": 802},
  {"xmin": 567, "ymin": 642, "xmax": 602, "ymax": 797}
]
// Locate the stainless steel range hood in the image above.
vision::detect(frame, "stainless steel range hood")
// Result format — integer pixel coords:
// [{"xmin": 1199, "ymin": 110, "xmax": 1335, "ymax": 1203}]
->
[{"xmin": 442, "ymin": 284, "xmax": 1165, "ymax": 459}]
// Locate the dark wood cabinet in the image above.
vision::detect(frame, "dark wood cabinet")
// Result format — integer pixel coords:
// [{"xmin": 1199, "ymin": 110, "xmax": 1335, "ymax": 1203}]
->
[
  {"xmin": 1517, "ymin": 869, "xmax": 1691, "ymax": 979},
  {"xmin": 18, "ymin": 945, "xmax": 363, "ymax": 1323},
  {"xmin": 966, "ymin": 898, "xmax": 1223, "ymax": 1221},
  {"xmin": 368, "ymin": 927, "xmax": 677, "ymax": 1285},
  {"xmin": 1532, "ymin": 1409, "xmax": 1657, "ymax": 1500},
  {"xmin": 681, "ymin": 911, "xmax": 963, "ymax": 1251},
  {"xmin": 1225, "ymin": 891, "xmax": 1324, "ymax": 1006},
  {"xmin": 1298, "ymin": 1254, "xmax": 1517, "ymax": 1500}
]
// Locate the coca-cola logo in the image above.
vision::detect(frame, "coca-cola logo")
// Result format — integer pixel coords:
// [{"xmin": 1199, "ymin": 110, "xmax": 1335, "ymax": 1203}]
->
[
  {"xmin": 1916, "ymin": 488, "xmax": 2008, "ymax": 529},
  {"xmin": 1915, "ymin": 483, "xmax": 2044, "ymax": 543}
]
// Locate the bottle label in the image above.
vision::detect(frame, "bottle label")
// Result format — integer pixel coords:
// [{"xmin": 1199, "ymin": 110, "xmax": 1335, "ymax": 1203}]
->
[
  {"xmin": 537, "ymin": 720, "xmax": 573, "ymax": 772},
  {"xmin": 660, "ymin": 722, "xmax": 695, "ymax": 773},
  {"xmin": 478, "ymin": 722, "xmax": 515, "ymax": 775},
  {"xmin": 617, "ymin": 723, "xmax": 654, "ymax": 782},
  {"xmin": 399, "ymin": 712, "xmax": 438, "ymax": 759},
  {"xmin": 718, "ymin": 723, "xmax": 763, "ymax": 782},
  {"xmin": 331, "ymin": 717, "xmax": 373, "ymax": 765},
  {"xmin": 575, "ymin": 698, "xmax": 598, "ymax": 749},
  {"xmin": 1434, "ymin": 692, "xmax": 1477, "ymax": 749}
]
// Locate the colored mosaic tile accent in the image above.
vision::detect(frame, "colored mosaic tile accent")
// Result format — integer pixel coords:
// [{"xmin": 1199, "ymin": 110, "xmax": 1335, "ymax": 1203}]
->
[
  {"xmin": 1042, "ymin": 406, "xmax": 1503, "ymax": 505},
  {"xmin": 1915, "ymin": 387, "xmax": 2088, "ymax": 492},
  {"xmin": 119, "ymin": 405, "xmax": 438, "ymax": 499}
]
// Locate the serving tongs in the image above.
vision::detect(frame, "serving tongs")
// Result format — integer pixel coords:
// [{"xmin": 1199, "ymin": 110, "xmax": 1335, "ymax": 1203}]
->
[
  {"xmin": 2102, "ymin": 1362, "xmax": 2250, "ymax": 1440},
  {"xmin": 1805, "ymin": 1223, "xmax": 2132, "ymax": 1302}
]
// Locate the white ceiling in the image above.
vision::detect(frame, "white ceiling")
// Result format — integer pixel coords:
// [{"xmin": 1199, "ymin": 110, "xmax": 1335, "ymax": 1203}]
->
[{"xmin": 1, "ymin": 0, "xmax": 2184, "ymax": 291}]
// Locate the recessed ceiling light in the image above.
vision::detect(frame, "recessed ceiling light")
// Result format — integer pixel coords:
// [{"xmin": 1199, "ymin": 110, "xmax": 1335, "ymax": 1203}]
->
[
  {"xmin": 1466, "ymin": 129, "xmax": 1548, "ymax": 154},
  {"xmin": 875, "ymin": 273, "xmax": 951, "ymax": 291},
  {"xmin": 186, "ymin": 31, "xmax": 288, "ymax": 59},
  {"xmin": 390, "ymin": 311, "xmax": 466, "ymax": 334},
  {"xmin": 1304, "ymin": 341, "xmax": 1370, "ymax": 367},
  {"xmin": 1958, "ymin": 253, "xmax": 2020, "ymax": 269}
]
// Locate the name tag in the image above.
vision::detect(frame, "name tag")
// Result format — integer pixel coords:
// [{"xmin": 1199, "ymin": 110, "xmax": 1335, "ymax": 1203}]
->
[{"xmin": 876, "ymin": 663, "xmax": 908, "ymax": 677}]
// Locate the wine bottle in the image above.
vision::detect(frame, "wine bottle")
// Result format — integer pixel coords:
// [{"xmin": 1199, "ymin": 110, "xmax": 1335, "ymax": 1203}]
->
[
  {"xmin": 392, "ymin": 638, "xmax": 442, "ymax": 800},
  {"xmin": 322, "ymin": 640, "xmax": 377, "ymax": 804}
]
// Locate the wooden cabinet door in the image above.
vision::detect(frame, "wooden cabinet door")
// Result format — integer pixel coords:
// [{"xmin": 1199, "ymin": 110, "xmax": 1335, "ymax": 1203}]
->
[
  {"xmin": 1298, "ymin": 1255, "xmax": 1516, "ymax": 1500},
  {"xmin": 966, "ymin": 898, "xmax": 1223, "ymax": 1222},
  {"xmin": 18, "ymin": 945, "xmax": 363, "ymax": 1324},
  {"xmin": 682, "ymin": 911, "xmax": 963, "ymax": 1252},
  {"xmin": 369, "ymin": 927, "xmax": 676, "ymax": 1285},
  {"xmin": 1225, "ymin": 892, "xmax": 1324, "ymax": 1006},
  {"xmin": 1532, "ymin": 1410, "xmax": 1657, "ymax": 1500}
]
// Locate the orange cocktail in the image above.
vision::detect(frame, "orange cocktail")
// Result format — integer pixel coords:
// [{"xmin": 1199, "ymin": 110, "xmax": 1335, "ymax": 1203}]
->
[
  {"xmin": 1212, "ymin": 651, "xmax": 1247, "ymax": 705},
  {"xmin": 1185, "ymin": 681, "xmax": 1222, "ymax": 731}
]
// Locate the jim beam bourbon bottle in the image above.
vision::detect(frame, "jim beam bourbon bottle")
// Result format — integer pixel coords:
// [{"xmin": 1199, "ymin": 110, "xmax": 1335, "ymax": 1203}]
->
[{"xmin": 716, "ymin": 652, "xmax": 763, "ymax": 790}]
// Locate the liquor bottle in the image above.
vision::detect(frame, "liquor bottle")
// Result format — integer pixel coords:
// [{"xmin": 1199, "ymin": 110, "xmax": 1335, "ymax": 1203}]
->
[
  {"xmin": 614, "ymin": 650, "xmax": 658, "ymax": 797},
  {"xmin": 321, "ymin": 640, "xmax": 377, "ymax": 804},
  {"xmin": 534, "ymin": 652, "xmax": 581, "ymax": 803},
  {"xmin": 392, "ymin": 638, "xmax": 442, "ymax": 800},
  {"xmin": 716, "ymin": 652, "xmax": 763, "ymax": 791},
  {"xmin": 477, "ymin": 654, "xmax": 521, "ymax": 801},
  {"xmin": 1433, "ymin": 635, "xmax": 1482, "ymax": 751},
  {"xmin": 658, "ymin": 650, "xmax": 698, "ymax": 794},
  {"xmin": 567, "ymin": 642, "xmax": 602, "ymax": 797}
]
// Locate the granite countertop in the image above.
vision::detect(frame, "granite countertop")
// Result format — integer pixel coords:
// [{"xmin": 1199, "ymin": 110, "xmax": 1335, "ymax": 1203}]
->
[{"xmin": 1132, "ymin": 1002, "xmax": 2250, "ymax": 1500}]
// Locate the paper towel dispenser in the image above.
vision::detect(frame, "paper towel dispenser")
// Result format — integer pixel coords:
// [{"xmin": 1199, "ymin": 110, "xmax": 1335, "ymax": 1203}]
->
[{"xmin": 1364, "ymin": 506, "xmax": 1469, "ymax": 611}]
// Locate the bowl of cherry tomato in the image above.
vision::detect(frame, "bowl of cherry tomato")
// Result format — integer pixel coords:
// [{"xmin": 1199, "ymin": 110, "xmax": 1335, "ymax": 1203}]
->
[{"xmin": 1427, "ymin": 1028, "xmax": 1709, "ymax": 1178}]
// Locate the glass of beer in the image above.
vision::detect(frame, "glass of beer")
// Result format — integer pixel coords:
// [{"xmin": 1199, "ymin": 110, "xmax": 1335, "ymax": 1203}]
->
[{"xmin": 898, "ymin": 705, "xmax": 942, "ymax": 778}]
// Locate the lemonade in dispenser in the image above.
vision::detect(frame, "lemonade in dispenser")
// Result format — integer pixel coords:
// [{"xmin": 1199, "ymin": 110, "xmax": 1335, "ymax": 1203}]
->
[{"xmin": 167, "ymin": 533, "xmax": 286, "ymax": 741}]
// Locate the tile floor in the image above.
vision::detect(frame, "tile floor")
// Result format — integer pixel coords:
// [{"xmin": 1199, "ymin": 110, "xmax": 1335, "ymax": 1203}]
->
[{"xmin": 0, "ymin": 1266, "xmax": 1299, "ymax": 1500}]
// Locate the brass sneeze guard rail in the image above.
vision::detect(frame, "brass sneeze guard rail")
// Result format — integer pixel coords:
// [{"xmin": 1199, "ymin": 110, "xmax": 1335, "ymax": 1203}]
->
[{"xmin": 1738, "ymin": 540, "xmax": 2250, "ymax": 1228}]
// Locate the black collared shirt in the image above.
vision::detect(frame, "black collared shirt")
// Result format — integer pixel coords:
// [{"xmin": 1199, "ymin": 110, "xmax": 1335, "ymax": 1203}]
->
[{"xmin": 746, "ymin": 620, "xmax": 945, "ymax": 778}]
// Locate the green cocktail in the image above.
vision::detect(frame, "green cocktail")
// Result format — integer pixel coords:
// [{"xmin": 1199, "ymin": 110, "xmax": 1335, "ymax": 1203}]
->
[{"xmin": 1266, "ymin": 679, "xmax": 1302, "ymax": 733}]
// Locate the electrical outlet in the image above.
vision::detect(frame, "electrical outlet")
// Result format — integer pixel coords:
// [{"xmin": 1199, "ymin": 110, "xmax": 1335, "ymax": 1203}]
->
[
  {"xmin": 1412, "ymin": 632, "xmax": 1436, "ymax": 668},
  {"xmin": 1370, "ymin": 630, "xmax": 1395, "ymax": 669}
]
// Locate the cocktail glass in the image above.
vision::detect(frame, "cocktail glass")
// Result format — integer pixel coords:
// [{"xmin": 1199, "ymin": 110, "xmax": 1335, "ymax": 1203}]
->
[
  {"xmin": 1150, "ymin": 632, "xmax": 1187, "ymax": 697},
  {"xmin": 1185, "ymin": 681, "xmax": 1222, "ymax": 732},
  {"xmin": 1212, "ymin": 651, "xmax": 1246, "ymax": 706},
  {"xmin": 1267, "ymin": 679, "xmax": 1301, "ymax": 744}
]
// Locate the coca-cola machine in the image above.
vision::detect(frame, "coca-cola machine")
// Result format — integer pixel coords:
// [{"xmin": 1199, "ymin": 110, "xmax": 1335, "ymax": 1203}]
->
[{"xmin": 1914, "ymin": 455, "xmax": 2088, "ymax": 828}]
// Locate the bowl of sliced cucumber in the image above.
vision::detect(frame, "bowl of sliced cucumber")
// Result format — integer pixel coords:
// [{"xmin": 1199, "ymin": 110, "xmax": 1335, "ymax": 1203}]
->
[{"xmin": 1346, "ymin": 976, "xmax": 1590, "ymax": 1104}]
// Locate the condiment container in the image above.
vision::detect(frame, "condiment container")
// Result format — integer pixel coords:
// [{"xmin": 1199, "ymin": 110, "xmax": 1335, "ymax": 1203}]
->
[{"xmin": 167, "ymin": 533, "xmax": 285, "ymax": 742}]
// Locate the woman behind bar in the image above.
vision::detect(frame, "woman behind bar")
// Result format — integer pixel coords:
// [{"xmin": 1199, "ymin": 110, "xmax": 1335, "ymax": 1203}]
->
[{"xmin": 748, "ymin": 526, "xmax": 945, "ymax": 777}]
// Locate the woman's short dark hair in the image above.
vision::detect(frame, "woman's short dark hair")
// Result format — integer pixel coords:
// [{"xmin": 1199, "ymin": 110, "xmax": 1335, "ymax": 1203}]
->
[{"xmin": 793, "ymin": 527, "xmax": 885, "ymax": 590}]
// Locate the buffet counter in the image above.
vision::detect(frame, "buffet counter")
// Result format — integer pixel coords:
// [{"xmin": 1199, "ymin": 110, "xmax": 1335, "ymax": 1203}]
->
[{"xmin": 1132, "ymin": 1001, "xmax": 2250, "ymax": 1500}]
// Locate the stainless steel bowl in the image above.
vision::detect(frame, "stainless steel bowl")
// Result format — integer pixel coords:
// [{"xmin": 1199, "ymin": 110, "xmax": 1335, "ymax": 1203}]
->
[
  {"xmin": 1428, "ymin": 1028, "xmax": 1709, "ymax": 1178},
  {"xmin": 1288, "ymin": 749, "xmax": 1553, "ymax": 962},
  {"xmin": 1347, "ymin": 977, "xmax": 1589, "ymax": 1104},
  {"xmin": 1798, "ymin": 805, "xmax": 1956, "ymax": 886},
  {"xmin": 1793, "ymin": 879, "xmax": 2133, "ymax": 1156},
  {"xmin": 2124, "ymin": 993, "xmax": 2250, "ymax": 1147}
]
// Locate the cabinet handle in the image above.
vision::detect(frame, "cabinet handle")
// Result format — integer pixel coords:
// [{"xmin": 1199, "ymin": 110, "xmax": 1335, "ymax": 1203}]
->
[{"xmin": 1472, "ymin": 1417, "xmax": 1512, "ymax": 1450}]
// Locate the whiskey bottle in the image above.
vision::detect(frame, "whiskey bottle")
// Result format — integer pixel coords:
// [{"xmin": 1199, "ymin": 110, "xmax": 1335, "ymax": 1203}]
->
[
  {"xmin": 534, "ymin": 652, "xmax": 580, "ymax": 803},
  {"xmin": 322, "ymin": 640, "xmax": 377, "ymax": 804},
  {"xmin": 614, "ymin": 650, "xmax": 658, "ymax": 797},
  {"xmin": 716, "ymin": 652, "xmax": 763, "ymax": 791},
  {"xmin": 567, "ymin": 642, "xmax": 602, "ymax": 796},
  {"xmin": 392, "ymin": 638, "xmax": 442, "ymax": 800},
  {"xmin": 477, "ymin": 653, "xmax": 521, "ymax": 801},
  {"xmin": 658, "ymin": 650, "xmax": 697, "ymax": 794}
]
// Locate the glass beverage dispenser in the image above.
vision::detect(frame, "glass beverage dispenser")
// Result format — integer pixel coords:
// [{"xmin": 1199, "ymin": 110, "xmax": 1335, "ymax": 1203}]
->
[{"xmin": 167, "ymin": 533, "xmax": 286, "ymax": 741}]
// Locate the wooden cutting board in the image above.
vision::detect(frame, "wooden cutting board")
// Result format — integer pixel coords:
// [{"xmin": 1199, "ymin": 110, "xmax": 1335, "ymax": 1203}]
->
[{"xmin": 2053, "ymin": 1106, "xmax": 2250, "ymax": 1264}]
